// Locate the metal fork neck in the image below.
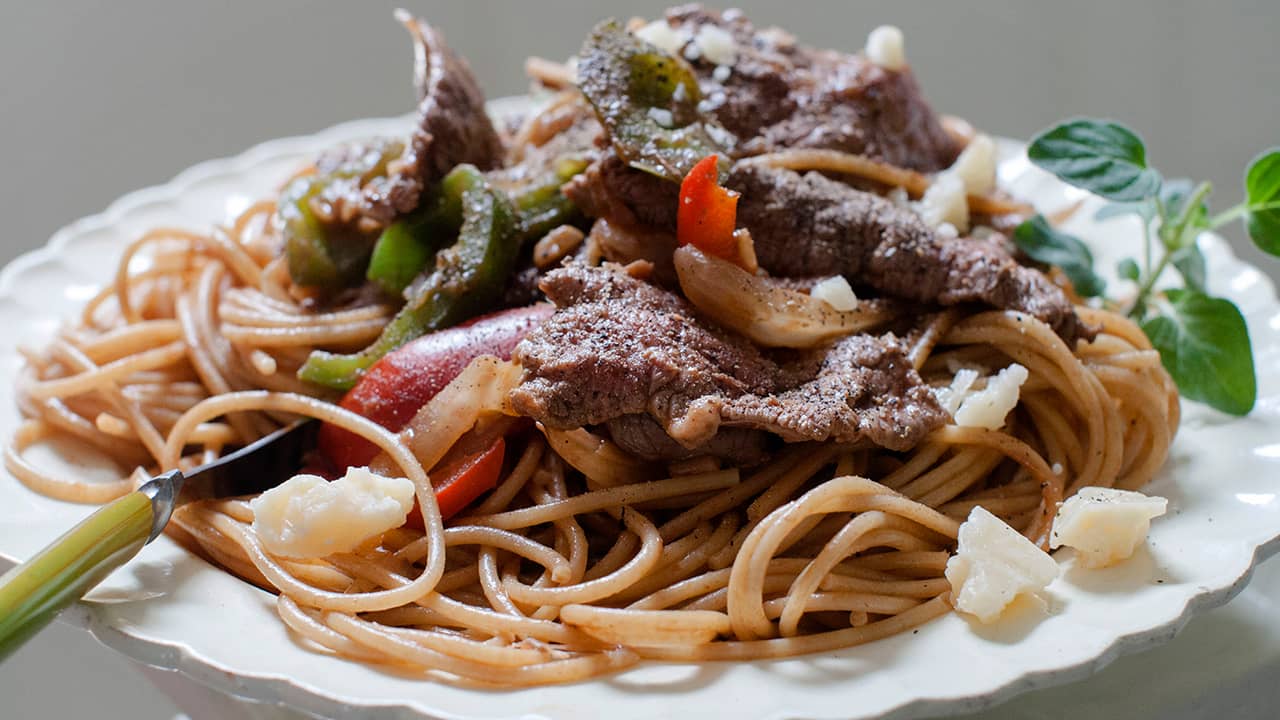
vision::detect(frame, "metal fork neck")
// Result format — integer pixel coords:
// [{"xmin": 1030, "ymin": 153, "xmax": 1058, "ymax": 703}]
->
[{"xmin": 137, "ymin": 470, "xmax": 185, "ymax": 544}]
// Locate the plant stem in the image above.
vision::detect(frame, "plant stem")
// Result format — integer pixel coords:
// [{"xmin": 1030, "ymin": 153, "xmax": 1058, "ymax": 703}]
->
[
  {"xmin": 1209, "ymin": 199, "xmax": 1280, "ymax": 229},
  {"xmin": 1134, "ymin": 252, "xmax": 1174, "ymax": 312},
  {"xmin": 1167, "ymin": 181, "xmax": 1213, "ymax": 249},
  {"xmin": 1129, "ymin": 184, "xmax": 1211, "ymax": 320},
  {"xmin": 1146, "ymin": 216, "xmax": 1155, "ymax": 269}
]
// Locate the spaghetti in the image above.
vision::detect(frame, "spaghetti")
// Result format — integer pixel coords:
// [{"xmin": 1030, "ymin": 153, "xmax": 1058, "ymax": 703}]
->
[{"xmin": 7, "ymin": 12, "xmax": 1178, "ymax": 689}]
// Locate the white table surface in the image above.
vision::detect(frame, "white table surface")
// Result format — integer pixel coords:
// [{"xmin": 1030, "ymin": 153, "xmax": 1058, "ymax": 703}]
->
[{"xmin": 5, "ymin": 550, "xmax": 1279, "ymax": 720}]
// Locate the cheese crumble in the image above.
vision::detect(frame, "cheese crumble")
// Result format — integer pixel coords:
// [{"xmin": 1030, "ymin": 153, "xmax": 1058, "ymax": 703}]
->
[
  {"xmin": 865, "ymin": 25, "xmax": 906, "ymax": 71},
  {"xmin": 694, "ymin": 24, "xmax": 737, "ymax": 67},
  {"xmin": 635, "ymin": 20, "xmax": 691, "ymax": 56},
  {"xmin": 946, "ymin": 506, "xmax": 1059, "ymax": 623},
  {"xmin": 1050, "ymin": 487, "xmax": 1168, "ymax": 568},
  {"xmin": 937, "ymin": 364, "xmax": 1029, "ymax": 430},
  {"xmin": 250, "ymin": 467, "xmax": 416, "ymax": 559},
  {"xmin": 934, "ymin": 368, "xmax": 980, "ymax": 416},
  {"xmin": 916, "ymin": 170, "xmax": 969, "ymax": 232},
  {"xmin": 810, "ymin": 275, "xmax": 859, "ymax": 311},
  {"xmin": 950, "ymin": 134, "xmax": 998, "ymax": 196}
]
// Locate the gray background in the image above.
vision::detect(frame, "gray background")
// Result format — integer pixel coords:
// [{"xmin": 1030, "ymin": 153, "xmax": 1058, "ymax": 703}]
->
[
  {"xmin": 1, "ymin": 1, "xmax": 1277, "ymax": 718},
  {"xmin": 3, "ymin": 0, "xmax": 1278, "ymax": 278}
]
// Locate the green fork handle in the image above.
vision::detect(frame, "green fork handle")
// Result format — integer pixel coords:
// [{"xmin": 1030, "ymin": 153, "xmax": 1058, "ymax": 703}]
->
[{"xmin": 0, "ymin": 489, "xmax": 156, "ymax": 662}]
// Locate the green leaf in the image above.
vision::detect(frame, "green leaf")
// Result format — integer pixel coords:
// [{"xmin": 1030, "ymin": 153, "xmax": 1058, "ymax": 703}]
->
[
  {"xmin": 1012, "ymin": 215, "xmax": 1106, "ymax": 297},
  {"xmin": 1140, "ymin": 289, "xmax": 1255, "ymax": 415},
  {"xmin": 1116, "ymin": 257, "xmax": 1141, "ymax": 282},
  {"xmin": 1244, "ymin": 147, "xmax": 1280, "ymax": 255},
  {"xmin": 1170, "ymin": 243, "xmax": 1207, "ymax": 292},
  {"xmin": 1028, "ymin": 118, "xmax": 1161, "ymax": 202}
]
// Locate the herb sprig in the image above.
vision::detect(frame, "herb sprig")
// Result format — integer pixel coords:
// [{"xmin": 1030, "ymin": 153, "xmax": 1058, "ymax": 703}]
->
[{"xmin": 1014, "ymin": 117, "xmax": 1280, "ymax": 415}]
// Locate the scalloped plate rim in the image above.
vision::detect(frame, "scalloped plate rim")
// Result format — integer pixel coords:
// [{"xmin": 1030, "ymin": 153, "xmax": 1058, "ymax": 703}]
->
[{"xmin": 0, "ymin": 112, "xmax": 1277, "ymax": 720}]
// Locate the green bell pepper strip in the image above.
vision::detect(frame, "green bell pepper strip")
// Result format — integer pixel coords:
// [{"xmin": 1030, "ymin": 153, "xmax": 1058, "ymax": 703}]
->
[
  {"xmin": 511, "ymin": 155, "xmax": 591, "ymax": 240},
  {"xmin": 358, "ymin": 156, "xmax": 588, "ymax": 347},
  {"xmin": 365, "ymin": 216, "xmax": 437, "ymax": 296},
  {"xmin": 0, "ymin": 491, "xmax": 154, "ymax": 662},
  {"xmin": 365, "ymin": 164, "xmax": 487, "ymax": 296},
  {"xmin": 299, "ymin": 179, "xmax": 520, "ymax": 390},
  {"xmin": 577, "ymin": 20, "xmax": 730, "ymax": 183},
  {"xmin": 281, "ymin": 138, "xmax": 405, "ymax": 289}
]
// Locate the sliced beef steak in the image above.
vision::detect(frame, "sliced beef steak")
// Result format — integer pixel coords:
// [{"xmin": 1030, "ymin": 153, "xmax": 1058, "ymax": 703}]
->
[
  {"xmin": 563, "ymin": 150, "xmax": 679, "ymax": 232},
  {"xmin": 325, "ymin": 15, "xmax": 504, "ymax": 230},
  {"xmin": 509, "ymin": 264, "xmax": 780, "ymax": 439},
  {"xmin": 606, "ymin": 414, "xmax": 770, "ymax": 465},
  {"xmin": 572, "ymin": 6, "xmax": 959, "ymax": 236},
  {"xmin": 510, "ymin": 265, "xmax": 948, "ymax": 453},
  {"xmin": 663, "ymin": 6, "xmax": 959, "ymax": 170},
  {"xmin": 715, "ymin": 335, "xmax": 945, "ymax": 450},
  {"xmin": 728, "ymin": 164, "xmax": 1085, "ymax": 342}
]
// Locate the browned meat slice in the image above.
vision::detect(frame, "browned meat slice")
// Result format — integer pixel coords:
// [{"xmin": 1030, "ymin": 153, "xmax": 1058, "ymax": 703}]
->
[
  {"xmin": 510, "ymin": 264, "xmax": 780, "ymax": 439},
  {"xmin": 728, "ymin": 164, "xmax": 1085, "ymax": 342},
  {"xmin": 606, "ymin": 415, "xmax": 769, "ymax": 465},
  {"xmin": 328, "ymin": 14, "xmax": 504, "ymax": 229},
  {"xmin": 663, "ymin": 6, "xmax": 959, "ymax": 171},
  {"xmin": 569, "ymin": 6, "xmax": 959, "ymax": 240},
  {"xmin": 563, "ymin": 150, "xmax": 680, "ymax": 232},
  {"xmin": 510, "ymin": 265, "xmax": 947, "ymax": 453},
  {"xmin": 663, "ymin": 7, "xmax": 796, "ymax": 146},
  {"xmin": 715, "ymin": 335, "xmax": 944, "ymax": 450}
]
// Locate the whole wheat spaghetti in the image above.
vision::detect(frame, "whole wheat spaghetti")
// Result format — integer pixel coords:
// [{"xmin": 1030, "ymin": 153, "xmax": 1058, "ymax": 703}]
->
[{"xmin": 7, "ymin": 8, "xmax": 1178, "ymax": 689}]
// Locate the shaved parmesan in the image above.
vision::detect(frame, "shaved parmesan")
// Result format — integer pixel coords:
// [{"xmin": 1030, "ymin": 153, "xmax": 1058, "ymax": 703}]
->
[
  {"xmin": 251, "ymin": 467, "xmax": 415, "ymax": 559},
  {"xmin": 647, "ymin": 107, "xmax": 674, "ymax": 127},
  {"xmin": 953, "ymin": 363, "xmax": 1028, "ymax": 430},
  {"xmin": 1050, "ymin": 487, "xmax": 1168, "ymax": 568},
  {"xmin": 635, "ymin": 20, "xmax": 691, "ymax": 56},
  {"xmin": 950, "ymin": 134, "xmax": 998, "ymax": 196},
  {"xmin": 916, "ymin": 170, "xmax": 969, "ymax": 232},
  {"xmin": 934, "ymin": 368, "xmax": 980, "ymax": 415},
  {"xmin": 810, "ymin": 276, "xmax": 859, "ymax": 311},
  {"xmin": 946, "ymin": 506, "xmax": 1058, "ymax": 623},
  {"xmin": 865, "ymin": 25, "xmax": 906, "ymax": 71},
  {"xmin": 694, "ymin": 24, "xmax": 737, "ymax": 67}
]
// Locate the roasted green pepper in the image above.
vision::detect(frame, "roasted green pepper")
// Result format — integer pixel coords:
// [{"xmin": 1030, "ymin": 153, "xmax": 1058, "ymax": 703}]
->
[
  {"xmin": 366, "ymin": 155, "xmax": 588, "ymax": 295},
  {"xmin": 578, "ymin": 21, "xmax": 729, "ymax": 182},
  {"xmin": 365, "ymin": 216, "xmax": 437, "ymax": 296},
  {"xmin": 364, "ymin": 165, "xmax": 487, "ymax": 295},
  {"xmin": 299, "ymin": 168, "xmax": 520, "ymax": 390},
  {"xmin": 280, "ymin": 138, "xmax": 404, "ymax": 289},
  {"xmin": 511, "ymin": 155, "xmax": 591, "ymax": 240}
]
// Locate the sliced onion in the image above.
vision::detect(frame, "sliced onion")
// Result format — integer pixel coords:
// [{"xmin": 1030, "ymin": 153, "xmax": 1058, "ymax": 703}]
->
[
  {"xmin": 542, "ymin": 426, "xmax": 656, "ymax": 489},
  {"xmin": 674, "ymin": 246, "xmax": 897, "ymax": 348},
  {"xmin": 378, "ymin": 356, "xmax": 523, "ymax": 473}
]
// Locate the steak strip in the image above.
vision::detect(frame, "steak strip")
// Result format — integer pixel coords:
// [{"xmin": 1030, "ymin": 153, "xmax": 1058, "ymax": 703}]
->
[
  {"xmin": 328, "ymin": 14, "xmax": 504, "ymax": 230},
  {"xmin": 663, "ymin": 6, "xmax": 959, "ymax": 170},
  {"xmin": 728, "ymin": 164, "xmax": 1086, "ymax": 342},
  {"xmin": 510, "ymin": 265, "xmax": 949, "ymax": 453}
]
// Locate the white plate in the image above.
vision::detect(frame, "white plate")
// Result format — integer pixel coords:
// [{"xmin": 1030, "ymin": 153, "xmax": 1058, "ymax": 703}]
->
[{"xmin": 1, "ymin": 111, "xmax": 1279, "ymax": 720}]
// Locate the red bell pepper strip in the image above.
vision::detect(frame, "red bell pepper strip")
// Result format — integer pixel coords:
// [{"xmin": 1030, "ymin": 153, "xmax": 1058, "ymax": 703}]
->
[
  {"xmin": 677, "ymin": 154, "xmax": 740, "ymax": 262},
  {"xmin": 404, "ymin": 435, "xmax": 506, "ymax": 528},
  {"xmin": 317, "ymin": 303, "xmax": 552, "ymax": 470}
]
